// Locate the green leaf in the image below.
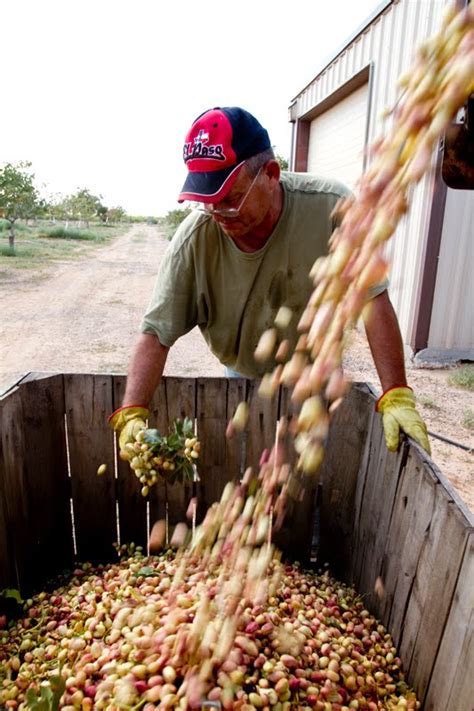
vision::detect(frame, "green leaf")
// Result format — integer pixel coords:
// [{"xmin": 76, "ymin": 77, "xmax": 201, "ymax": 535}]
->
[
  {"xmin": 144, "ymin": 429, "xmax": 164, "ymax": 447},
  {"xmin": 26, "ymin": 688, "xmax": 39, "ymax": 705},
  {"xmin": 182, "ymin": 416, "xmax": 194, "ymax": 436},
  {"xmin": 135, "ymin": 566, "xmax": 155, "ymax": 577},
  {"xmin": 0, "ymin": 588, "xmax": 23, "ymax": 603},
  {"xmin": 40, "ymin": 686, "xmax": 53, "ymax": 703},
  {"xmin": 183, "ymin": 462, "xmax": 194, "ymax": 481},
  {"xmin": 25, "ymin": 676, "xmax": 65, "ymax": 710},
  {"xmin": 167, "ymin": 432, "xmax": 181, "ymax": 449}
]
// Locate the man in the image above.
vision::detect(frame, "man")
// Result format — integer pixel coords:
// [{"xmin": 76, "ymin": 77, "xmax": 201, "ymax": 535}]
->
[{"xmin": 110, "ymin": 106, "xmax": 430, "ymax": 456}]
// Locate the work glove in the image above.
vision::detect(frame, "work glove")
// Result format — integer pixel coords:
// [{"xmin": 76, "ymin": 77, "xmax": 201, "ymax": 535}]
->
[
  {"xmin": 108, "ymin": 405, "xmax": 150, "ymax": 460},
  {"xmin": 377, "ymin": 386, "xmax": 431, "ymax": 455}
]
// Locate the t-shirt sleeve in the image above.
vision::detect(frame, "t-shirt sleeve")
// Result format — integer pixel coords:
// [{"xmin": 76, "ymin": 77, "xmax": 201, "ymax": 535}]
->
[
  {"xmin": 368, "ymin": 279, "xmax": 389, "ymax": 299},
  {"xmin": 140, "ymin": 229, "xmax": 198, "ymax": 348}
]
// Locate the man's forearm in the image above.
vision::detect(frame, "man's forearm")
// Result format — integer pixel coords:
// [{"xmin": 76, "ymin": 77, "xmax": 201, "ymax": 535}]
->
[
  {"xmin": 123, "ymin": 332, "xmax": 169, "ymax": 407},
  {"xmin": 363, "ymin": 290, "xmax": 407, "ymax": 392}
]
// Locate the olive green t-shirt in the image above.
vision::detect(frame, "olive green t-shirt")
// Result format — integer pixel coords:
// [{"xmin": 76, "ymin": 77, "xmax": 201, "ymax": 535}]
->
[{"xmin": 141, "ymin": 172, "xmax": 385, "ymax": 377}]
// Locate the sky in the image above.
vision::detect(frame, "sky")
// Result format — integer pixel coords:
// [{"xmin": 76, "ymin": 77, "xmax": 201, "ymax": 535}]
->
[{"xmin": 1, "ymin": 0, "xmax": 382, "ymax": 217}]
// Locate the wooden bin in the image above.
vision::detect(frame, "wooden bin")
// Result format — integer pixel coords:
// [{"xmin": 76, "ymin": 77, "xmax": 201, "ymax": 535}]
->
[{"xmin": 0, "ymin": 372, "xmax": 472, "ymax": 710}]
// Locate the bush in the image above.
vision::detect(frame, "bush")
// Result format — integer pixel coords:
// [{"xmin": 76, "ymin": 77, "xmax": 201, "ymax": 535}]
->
[
  {"xmin": 163, "ymin": 208, "xmax": 191, "ymax": 240},
  {"xmin": 0, "ymin": 244, "xmax": 15, "ymax": 257},
  {"xmin": 37, "ymin": 226, "xmax": 104, "ymax": 241},
  {"xmin": 448, "ymin": 364, "xmax": 474, "ymax": 391},
  {"xmin": 166, "ymin": 208, "xmax": 191, "ymax": 229},
  {"xmin": 0, "ymin": 220, "xmax": 29, "ymax": 233},
  {"xmin": 462, "ymin": 409, "xmax": 474, "ymax": 431}
]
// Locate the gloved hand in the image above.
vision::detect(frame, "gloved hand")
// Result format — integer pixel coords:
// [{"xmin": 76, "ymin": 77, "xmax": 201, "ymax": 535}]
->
[
  {"xmin": 377, "ymin": 386, "xmax": 431, "ymax": 454},
  {"xmin": 108, "ymin": 405, "xmax": 150, "ymax": 460}
]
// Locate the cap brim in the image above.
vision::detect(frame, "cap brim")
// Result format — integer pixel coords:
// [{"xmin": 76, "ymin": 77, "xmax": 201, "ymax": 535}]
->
[{"xmin": 178, "ymin": 161, "xmax": 245, "ymax": 204}]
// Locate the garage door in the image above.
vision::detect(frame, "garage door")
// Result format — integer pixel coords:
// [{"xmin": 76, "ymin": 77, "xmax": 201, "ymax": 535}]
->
[{"xmin": 307, "ymin": 83, "xmax": 369, "ymax": 190}]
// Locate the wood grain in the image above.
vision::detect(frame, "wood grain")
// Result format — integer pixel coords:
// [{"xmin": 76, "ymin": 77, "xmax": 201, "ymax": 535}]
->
[
  {"xmin": 318, "ymin": 383, "xmax": 373, "ymax": 579},
  {"xmin": 196, "ymin": 377, "xmax": 228, "ymax": 515},
  {"xmin": 423, "ymin": 531, "xmax": 474, "ymax": 711},
  {"xmin": 65, "ymin": 374, "xmax": 116, "ymax": 562},
  {"xmin": 112, "ymin": 375, "xmax": 147, "ymax": 550}
]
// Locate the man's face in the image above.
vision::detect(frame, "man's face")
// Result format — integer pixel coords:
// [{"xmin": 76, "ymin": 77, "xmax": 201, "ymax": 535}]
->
[{"xmin": 206, "ymin": 165, "xmax": 274, "ymax": 239}]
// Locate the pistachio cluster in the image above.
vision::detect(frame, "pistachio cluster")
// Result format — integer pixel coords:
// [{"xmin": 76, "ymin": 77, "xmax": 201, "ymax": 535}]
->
[{"xmin": 123, "ymin": 418, "xmax": 200, "ymax": 496}]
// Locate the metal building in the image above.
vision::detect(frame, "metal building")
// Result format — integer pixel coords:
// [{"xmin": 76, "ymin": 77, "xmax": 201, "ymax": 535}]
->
[{"xmin": 289, "ymin": 0, "xmax": 473, "ymax": 363}]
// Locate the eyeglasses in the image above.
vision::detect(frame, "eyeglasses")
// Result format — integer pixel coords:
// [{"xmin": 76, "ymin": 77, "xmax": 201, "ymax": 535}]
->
[{"xmin": 187, "ymin": 166, "xmax": 263, "ymax": 218}]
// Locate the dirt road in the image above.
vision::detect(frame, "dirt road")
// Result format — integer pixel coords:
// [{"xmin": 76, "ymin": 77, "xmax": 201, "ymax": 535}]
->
[
  {"xmin": 0, "ymin": 224, "xmax": 472, "ymax": 509},
  {"xmin": 0, "ymin": 224, "xmax": 222, "ymax": 393}
]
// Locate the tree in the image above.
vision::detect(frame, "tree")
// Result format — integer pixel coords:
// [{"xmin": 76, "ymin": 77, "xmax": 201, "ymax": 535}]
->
[
  {"xmin": 108, "ymin": 206, "xmax": 126, "ymax": 223},
  {"xmin": 276, "ymin": 154, "xmax": 289, "ymax": 171},
  {"xmin": 63, "ymin": 188, "xmax": 104, "ymax": 227},
  {"xmin": 97, "ymin": 205, "xmax": 109, "ymax": 223},
  {"xmin": 0, "ymin": 162, "xmax": 42, "ymax": 251}
]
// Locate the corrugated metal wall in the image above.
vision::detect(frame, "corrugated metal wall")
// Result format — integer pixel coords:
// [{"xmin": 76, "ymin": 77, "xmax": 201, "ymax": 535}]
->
[
  {"xmin": 290, "ymin": 0, "xmax": 459, "ymax": 349},
  {"xmin": 428, "ymin": 189, "xmax": 474, "ymax": 355}
]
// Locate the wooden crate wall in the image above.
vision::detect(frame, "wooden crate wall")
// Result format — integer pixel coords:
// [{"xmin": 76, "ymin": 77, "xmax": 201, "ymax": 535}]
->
[
  {"xmin": 325, "ymin": 383, "xmax": 474, "ymax": 711},
  {"xmin": 1, "ymin": 373, "xmax": 472, "ymax": 709},
  {"xmin": 0, "ymin": 374, "xmax": 73, "ymax": 594},
  {"xmin": 0, "ymin": 372, "xmax": 316, "ymax": 594}
]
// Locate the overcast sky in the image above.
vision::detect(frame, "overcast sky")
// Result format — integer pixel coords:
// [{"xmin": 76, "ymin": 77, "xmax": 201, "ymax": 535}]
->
[{"xmin": 1, "ymin": 0, "xmax": 381, "ymax": 217}]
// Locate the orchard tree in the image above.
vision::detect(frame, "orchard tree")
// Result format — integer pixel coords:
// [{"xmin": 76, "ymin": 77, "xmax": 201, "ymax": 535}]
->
[
  {"xmin": 108, "ymin": 206, "xmax": 126, "ymax": 223},
  {"xmin": 64, "ymin": 188, "xmax": 104, "ymax": 227},
  {"xmin": 0, "ymin": 161, "xmax": 42, "ymax": 250},
  {"xmin": 97, "ymin": 205, "xmax": 109, "ymax": 223},
  {"xmin": 43, "ymin": 192, "xmax": 67, "ymax": 223}
]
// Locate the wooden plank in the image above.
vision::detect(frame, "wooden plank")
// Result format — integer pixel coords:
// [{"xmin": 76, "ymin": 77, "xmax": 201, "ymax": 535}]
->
[
  {"xmin": 350, "ymin": 393, "xmax": 377, "ymax": 575},
  {"xmin": 163, "ymin": 377, "xmax": 196, "ymax": 526},
  {"xmin": 423, "ymin": 531, "xmax": 474, "ymax": 711},
  {"xmin": 225, "ymin": 377, "xmax": 248, "ymax": 481},
  {"xmin": 245, "ymin": 379, "xmax": 280, "ymax": 474},
  {"xmin": 372, "ymin": 448, "xmax": 425, "ymax": 633},
  {"xmin": 400, "ymin": 477, "xmax": 471, "ymax": 702},
  {"xmin": 112, "ymin": 375, "xmax": 147, "ymax": 550},
  {"xmin": 148, "ymin": 378, "xmax": 170, "ymax": 535},
  {"xmin": 196, "ymin": 377, "xmax": 228, "ymax": 515},
  {"xmin": 273, "ymin": 384, "xmax": 316, "ymax": 563},
  {"xmin": 318, "ymin": 383, "xmax": 373, "ymax": 580},
  {"xmin": 352, "ymin": 411, "xmax": 407, "ymax": 609},
  {"xmin": 0, "ymin": 388, "xmax": 31, "ymax": 593},
  {"xmin": 18, "ymin": 375, "xmax": 74, "ymax": 585},
  {"xmin": 0, "ymin": 438, "xmax": 14, "ymax": 590},
  {"xmin": 384, "ymin": 450, "xmax": 437, "ymax": 646},
  {"xmin": 0, "ymin": 375, "xmax": 71, "ymax": 594},
  {"xmin": 65, "ymin": 374, "xmax": 116, "ymax": 562},
  {"xmin": 0, "ymin": 389, "xmax": 20, "ymax": 591}
]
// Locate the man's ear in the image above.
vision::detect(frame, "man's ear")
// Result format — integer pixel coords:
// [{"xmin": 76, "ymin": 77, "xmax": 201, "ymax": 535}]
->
[{"xmin": 265, "ymin": 159, "xmax": 281, "ymax": 182}]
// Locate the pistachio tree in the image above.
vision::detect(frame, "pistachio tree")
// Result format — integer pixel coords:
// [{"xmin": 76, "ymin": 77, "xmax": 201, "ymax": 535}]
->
[{"xmin": 0, "ymin": 161, "xmax": 42, "ymax": 251}]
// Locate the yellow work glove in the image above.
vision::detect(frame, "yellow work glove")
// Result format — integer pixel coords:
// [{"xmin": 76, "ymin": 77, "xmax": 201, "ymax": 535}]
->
[
  {"xmin": 377, "ymin": 386, "xmax": 431, "ymax": 455},
  {"xmin": 108, "ymin": 405, "xmax": 150, "ymax": 460}
]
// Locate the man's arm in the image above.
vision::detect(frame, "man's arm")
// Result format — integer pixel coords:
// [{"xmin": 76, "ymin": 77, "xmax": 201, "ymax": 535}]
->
[
  {"xmin": 123, "ymin": 332, "xmax": 170, "ymax": 407},
  {"xmin": 363, "ymin": 289, "xmax": 407, "ymax": 391},
  {"xmin": 363, "ymin": 290, "xmax": 430, "ymax": 453}
]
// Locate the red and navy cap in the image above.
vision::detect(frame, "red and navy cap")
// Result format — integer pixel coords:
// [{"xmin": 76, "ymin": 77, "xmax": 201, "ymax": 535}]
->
[{"xmin": 178, "ymin": 107, "xmax": 271, "ymax": 203}]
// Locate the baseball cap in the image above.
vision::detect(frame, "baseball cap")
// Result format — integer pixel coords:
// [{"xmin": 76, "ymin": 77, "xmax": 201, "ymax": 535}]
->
[{"xmin": 178, "ymin": 107, "xmax": 271, "ymax": 203}]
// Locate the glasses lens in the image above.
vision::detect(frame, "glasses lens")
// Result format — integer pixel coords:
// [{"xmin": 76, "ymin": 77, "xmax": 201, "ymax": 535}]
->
[
  {"xmin": 211, "ymin": 206, "xmax": 240, "ymax": 218},
  {"xmin": 185, "ymin": 166, "xmax": 262, "ymax": 218}
]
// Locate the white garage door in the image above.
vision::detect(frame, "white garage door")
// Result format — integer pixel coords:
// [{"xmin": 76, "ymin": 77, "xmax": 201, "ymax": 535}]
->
[{"xmin": 307, "ymin": 83, "xmax": 369, "ymax": 190}]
